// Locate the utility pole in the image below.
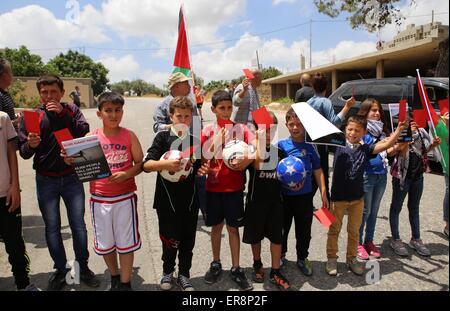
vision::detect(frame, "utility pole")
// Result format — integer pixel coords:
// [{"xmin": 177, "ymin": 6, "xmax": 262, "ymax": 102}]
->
[
  {"xmin": 432, "ymin": 10, "xmax": 434, "ymax": 24},
  {"xmin": 256, "ymin": 50, "xmax": 261, "ymax": 70},
  {"xmin": 309, "ymin": 19, "xmax": 312, "ymax": 68}
]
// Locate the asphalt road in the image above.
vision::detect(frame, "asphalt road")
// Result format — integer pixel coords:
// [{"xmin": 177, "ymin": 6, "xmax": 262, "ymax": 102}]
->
[{"xmin": 0, "ymin": 97, "xmax": 448, "ymax": 291}]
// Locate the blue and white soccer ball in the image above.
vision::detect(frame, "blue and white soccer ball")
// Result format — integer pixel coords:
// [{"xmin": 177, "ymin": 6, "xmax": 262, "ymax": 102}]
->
[{"xmin": 276, "ymin": 156, "xmax": 307, "ymax": 191}]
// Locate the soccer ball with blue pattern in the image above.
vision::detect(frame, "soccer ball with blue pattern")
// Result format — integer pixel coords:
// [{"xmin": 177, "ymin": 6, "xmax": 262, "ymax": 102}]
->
[{"xmin": 276, "ymin": 156, "xmax": 307, "ymax": 191}]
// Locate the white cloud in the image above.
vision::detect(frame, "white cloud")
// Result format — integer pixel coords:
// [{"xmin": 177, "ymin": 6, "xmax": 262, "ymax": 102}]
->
[
  {"xmin": 98, "ymin": 54, "xmax": 140, "ymax": 82},
  {"xmin": 190, "ymin": 33, "xmax": 376, "ymax": 82},
  {"xmin": 100, "ymin": 0, "xmax": 246, "ymax": 49},
  {"xmin": 0, "ymin": 5, "xmax": 110, "ymax": 61},
  {"xmin": 380, "ymin": 0, "xmax": 449, "ymax": 41},
  {"xmin": 273, "ymin": 0, "xmax": 297, "ymax": 5}
]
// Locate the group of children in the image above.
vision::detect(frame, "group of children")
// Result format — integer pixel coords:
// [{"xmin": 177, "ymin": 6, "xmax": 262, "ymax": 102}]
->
[{"xmin": 1, "ymin": 74, "xmax": 446, "ymax": 291}]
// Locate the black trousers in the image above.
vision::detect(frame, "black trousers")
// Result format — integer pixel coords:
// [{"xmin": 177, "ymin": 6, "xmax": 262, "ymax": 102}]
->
[
  {"xmin": 157, "ymin": 204, "xmax": 199, "ymax": 278},
  {"xmin": 282, "ymin": 194, "xmax": 314, "ymax": 260},
  {"xmin": 0, "ymin": 197, "xmax": 30, "ymax": 289}
]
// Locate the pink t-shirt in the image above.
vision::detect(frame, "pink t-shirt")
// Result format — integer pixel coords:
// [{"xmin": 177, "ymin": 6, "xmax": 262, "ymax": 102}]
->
[
  {"xmin": 90, "ymin": 127, "xmax": 136, "ymax": 196},
  {"xmin": 200, "ymin": 121, "xmax": 254, "ymax": 193}
]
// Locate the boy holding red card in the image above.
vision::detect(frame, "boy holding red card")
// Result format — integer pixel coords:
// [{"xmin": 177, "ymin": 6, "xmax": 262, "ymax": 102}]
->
[
  {"xmin": 242, "ymin": 110, "xmax": 290, "ymax": 290},
  {"xmin": 17, "ymin": 75, "xmax": 99, "ymax": 291},
  {"xmin": 232, "ymin": 69, "xmax": 262, "ymax": 126}
]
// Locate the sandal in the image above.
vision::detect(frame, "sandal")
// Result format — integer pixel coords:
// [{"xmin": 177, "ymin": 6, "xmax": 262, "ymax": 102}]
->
[{"xmin": 252, "ymin": 264, "xmax": 265, "ymax": 283}]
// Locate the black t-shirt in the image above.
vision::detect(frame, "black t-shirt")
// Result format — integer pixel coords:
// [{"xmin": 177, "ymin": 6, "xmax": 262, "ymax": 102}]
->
[
  {"xmin": 294, "ymin": 86, "xmax": 314, "ymax": 103},
  {"xmin": 144, "ymin": 130, "xmax": 201, "ymax": 211},
  {"xmin": 406, "ymin": 150, "xmax": 424, "ymax": 181},
  {"xmin": 247, "ymin": 145, "xmax": 283, "ymax": 204},
  {"xmin": 70, "ymin": 90, "xmax": 81, "ymax": 106}
]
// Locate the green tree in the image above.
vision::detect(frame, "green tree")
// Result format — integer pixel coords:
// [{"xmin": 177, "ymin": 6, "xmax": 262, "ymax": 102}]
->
[
  {"xmin": 314, "ymin": 0, "xmax": 404, "ymax": 32},
  {"xmin": 48, "ymin": 50, "xmax": 109, "ymax": 96},
  {"xmin": 261, "ymin": 66, "xmax": 283, "ymax": 80},
  {"xmin": 130, "ymin": 79, "xmax": 151, "ymax": 96},
  {"xmin": 0, "ymin": 46, "xmax": 54, "ymax": 76},
  {"xmin": 110, "ymin": 80, "xmax": 132, "ymax": 95}
]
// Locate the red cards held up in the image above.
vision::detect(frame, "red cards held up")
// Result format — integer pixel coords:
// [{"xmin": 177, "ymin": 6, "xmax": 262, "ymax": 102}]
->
[
  {"xmin": 438, "ymin": 98, "xmax": 449, "ymax": 116},
  {"xmin": 313, "ymin": 207, "xmax": 336, "ymax": 229},
  {"xmin": 23, "ymin": 110, "xmax": 41, "ymax": 135},
  {"xmin": 243, "ymin": 68, "xmax": 254, "ymax": 79},
  {"xmin": 412, "ymin": 109, "xmax": 428, "ymax": 128},
  {"xmin": 398, "ymin": 99, "xmax": 407, "ymax": 123},
  {"xmin": 251, "ymin": 106, "xmax": 274, "ymax": 128},
  {"xmin": 54, "ymin": 128, "xmax": 73, "ymax": 150}
]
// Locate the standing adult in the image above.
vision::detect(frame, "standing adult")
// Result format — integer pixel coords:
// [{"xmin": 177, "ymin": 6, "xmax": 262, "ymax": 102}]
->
[
  {"xmin": 153, "ymin": 72, "xmax": 199, "ymax": 134},
  {"xmin": 69, "ymin": 86, "xmax": 81, "ymax": 108},
  {"xmin": 294, "ymin": 73, "xmax": 314, "ymax": 103},
  {"xmin": 17, "ymin": 74, "xmax": 100, "ymax": 291},
  {"xmin": 0, "ymin": 59, "xmax": 18, "ymax": 130},
  {"xmin": 232, "ymin": 70, "xmax": 262, "ymax": 126},
  {"xmin": 306, "ymin": 72, "xmax": 355, "ymax": 198}
]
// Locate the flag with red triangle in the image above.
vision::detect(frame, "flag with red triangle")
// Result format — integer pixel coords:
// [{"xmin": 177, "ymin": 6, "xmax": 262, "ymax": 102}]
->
[
  {"xmin": 173, "ymin": 6, "xmax": 191, "ymax": 77},
  {"xmin": 416, "ymin": 70, "xmax": 449, "ymax": 175}
]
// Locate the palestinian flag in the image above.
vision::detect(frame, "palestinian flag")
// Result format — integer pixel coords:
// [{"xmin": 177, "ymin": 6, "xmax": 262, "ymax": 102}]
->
[
  {"xmin": 416, "ymin": 69, "xmax": 449, "ymax": 175},
  {"xmin": 173, "ymin": 6, "xmax": 191, "ymax": 76}
]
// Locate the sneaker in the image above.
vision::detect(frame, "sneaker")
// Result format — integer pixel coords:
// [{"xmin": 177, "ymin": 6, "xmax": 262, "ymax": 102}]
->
[
  {"xmin": 80, "ymin": 267, "xmax": 101, "ymax": 288},
  {"xmin": 357, "ymin": 244, "xmax": 369, "ymax": 260},
  {"xmin": 364, "ymin": 241, "xmax": 381, "ymax": 258},
  {"xmin": 177, "ymin": 275, "xmax": 195, "ymax": 291},
  {"xmin": 230, "ymin": 267, "xmax": 253, "ymax": 291},
  {"xmin": 252, "ymin": 264, "xmax": 264, "ymax": 283},
  {"xmin": 409, "ymin": 239, "xmax": 431, "ymax": 257},
  {"xmin": 444, "ymin": 227, "xmax": 449, "ymax": 238},
  {"xmin": 160, "ymin": 272, "xmax": 173, "ymax": 291},
  {"xmin": 109, "ymin": 275, "xmax": 121, "ymax": 291},
  {"xmin": 325, "ymin": 258, "xmax": 337, "ymax": 276},
  {"xmin": 119, "ymin": 282, "xmax": 133, "ymax": 291},
  {"xmin": 390, "ymin": 239, "xmax": 409, "ymax": 257},
  {"xmin": 347, "ymin": 257, "xmax": 364, "ymax": 276},
  {"xmin": 269, "ymin": 270, "xmax": 290, "ymax": 290},
  {"xmin": 204, "ymin": 261, "xmax": 222, "ymax": 284},
  {"xmin": 19, "ymin": 283, "xmax": 41, "ymax": 291},
  {"xmin": 48, "ymin": 269, "xmax": 67, "ymax": 291},
  {"xmin": 297, "ymin": 258, "xmax": 313, "ymax": 276}
]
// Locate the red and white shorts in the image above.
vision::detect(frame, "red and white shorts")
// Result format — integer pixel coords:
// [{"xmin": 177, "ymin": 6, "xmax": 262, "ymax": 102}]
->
[{"xmin": 90, "ymin": 193, "xmax": 141, "ymax": 255}]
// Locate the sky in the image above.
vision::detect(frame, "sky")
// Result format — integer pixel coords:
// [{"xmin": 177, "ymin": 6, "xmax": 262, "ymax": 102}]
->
[{"xmin": 0, "ymin": 0, "xmax": 448, "ymax": 88}]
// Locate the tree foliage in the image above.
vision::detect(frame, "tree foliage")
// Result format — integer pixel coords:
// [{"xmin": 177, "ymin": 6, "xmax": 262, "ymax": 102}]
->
[
  {"xmin": 110, "ymin": 79, "xmax": 166, "ymax": 96},
  {"xmin": 47, "ymin": 50, "xmax": 109, "ymax": 96},
  {"xmin": 314, "ymin": 0, "xmax": 405, "ymax": 32},
  {"xmin": 0, "ymin": 46, "xmax": 58, "ymax": 76},
  {"xmin": 262, "ymin": 66, "xmax": 283, "ymax": 80}
]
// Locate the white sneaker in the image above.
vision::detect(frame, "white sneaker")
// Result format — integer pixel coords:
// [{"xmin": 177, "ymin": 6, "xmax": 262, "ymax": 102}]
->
[{"xmin": 160, "ymin": 272, "xmax": 173, "ymax": 291}]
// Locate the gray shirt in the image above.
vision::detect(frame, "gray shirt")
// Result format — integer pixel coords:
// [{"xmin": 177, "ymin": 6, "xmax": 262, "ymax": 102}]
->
[
  {"xmin": 231, "ymin": 84, "xmax": 260, "ymax": 125},
  {"xmin": 152, "ymin": 95, "xmax": 199, "ymax": 133}
]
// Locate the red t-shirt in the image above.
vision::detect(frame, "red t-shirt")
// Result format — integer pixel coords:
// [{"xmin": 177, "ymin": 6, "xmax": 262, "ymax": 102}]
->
[{"xmin": 200, "ymin": 121, "xmax": 254, "ymax": 192}]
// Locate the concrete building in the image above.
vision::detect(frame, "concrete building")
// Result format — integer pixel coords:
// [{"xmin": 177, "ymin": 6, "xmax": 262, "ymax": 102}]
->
[
  {"xmin": 264, "ymin": 22, "xmax": 449, "ymax": 101},
  {"xmin": 13, "ymin": 76, "xmax": 95, "ymax": 108}
]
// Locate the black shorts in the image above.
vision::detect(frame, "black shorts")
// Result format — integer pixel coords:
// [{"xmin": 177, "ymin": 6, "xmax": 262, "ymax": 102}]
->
[
  {"xmin": 205, "ymin": 191, "xmax": 244, "ymax": 227},
  {"xmin": 197, "ymin": 103, "xmax": 203, "ymax": 109},
  {"xmin": 243, "ymin": 200, "xmax": 283, "ymax": 245}
]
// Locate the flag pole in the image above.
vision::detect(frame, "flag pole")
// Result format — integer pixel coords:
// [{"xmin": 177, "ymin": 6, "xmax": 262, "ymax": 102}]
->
[{"xmin": 416, "ymin": 69, "xmax": 447, "ymax": 172}]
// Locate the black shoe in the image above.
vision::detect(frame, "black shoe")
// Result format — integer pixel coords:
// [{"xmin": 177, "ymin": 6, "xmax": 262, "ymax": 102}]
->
[
  {"xmin": 80, "ymin": 267, "xmax": 101, "ymax": 288},
  {"xmin": 109, "ymin": 275, "xmax": 121, "ymax": 291},
  {"xmin": 204, "ymin": 261, "xmax": 222, "ymax": 284},
  {"xmin": 119, "ymin": 282, "xmax": 133, "ymax": 291},
  {"xmin": 48, "ymin": 270, "xmax": 67, "ymax": 291},
  {"xmin": 230, "ymin": 267, "xmax": 253, "ymax": 291}
]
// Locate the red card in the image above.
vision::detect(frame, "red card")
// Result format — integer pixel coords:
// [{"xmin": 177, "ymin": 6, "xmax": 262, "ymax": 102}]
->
[
  {"xmin": 23, "ymin": 111, "xmax": 41, "ymax": 135},
  {"xmin": 54, "ymin": 128, "xmax": 73, "ymax": 150},
  {"xmin": 412, "ymin": 109, "xmax": 428, "ymax": 128},
  {"xmin": 243, "ymin": 68, "xmax": 254, "ymax": 79},
  {"xmin": 438, "ymin": 98, "xmax": 449, "ymax": 116},
  {"xmin": 251, "ymin": 107, "xmax": 274, "ymax": 128},
  {"xmin": 313, "ymin": 207, "xmax": 336, "ymax": 229},
  {"xmin": 217, "ymin": 118, "xmax": 233, "ymax": 128},
  {"xmin": 399, "ymin": 99, "xmax": 407, "ymax": 122}
]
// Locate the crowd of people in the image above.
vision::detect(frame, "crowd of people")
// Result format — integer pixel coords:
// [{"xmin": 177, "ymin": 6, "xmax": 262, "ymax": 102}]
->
[{"xmin": 0, "ymin": 60, "xmax": 448, "ymax": 291}]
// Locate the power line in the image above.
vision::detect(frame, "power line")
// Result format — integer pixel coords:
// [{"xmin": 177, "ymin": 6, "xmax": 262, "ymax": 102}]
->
[{"xmin": 26, "ymin": 12, "xmax": 449, "ymax": 53}]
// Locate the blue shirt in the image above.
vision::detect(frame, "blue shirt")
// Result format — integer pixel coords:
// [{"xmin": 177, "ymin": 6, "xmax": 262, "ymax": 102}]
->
[
  {"xmin": 331, "ymin": 144, "xmax": 375, "ymax": 201},
  {"xmin": 277, "ymin": 138, "xmax": 321, "ymax": 196},
  {"xmin": 307, "ymin": 95, "xmax": 343, "ymax": 127},
  {"xmin": 363, "ymin": 133, "xmax": 388, "ymax": 175}
]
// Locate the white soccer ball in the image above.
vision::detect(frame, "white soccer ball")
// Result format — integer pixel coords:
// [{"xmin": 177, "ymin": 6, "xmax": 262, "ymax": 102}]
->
[
  {"xmin": 222, "ymin": 140, "xmax": 250, "ymax": 170},
  {"xmin": 159, "ymin": 150, "xmax": 193, "ymax": 182}
]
